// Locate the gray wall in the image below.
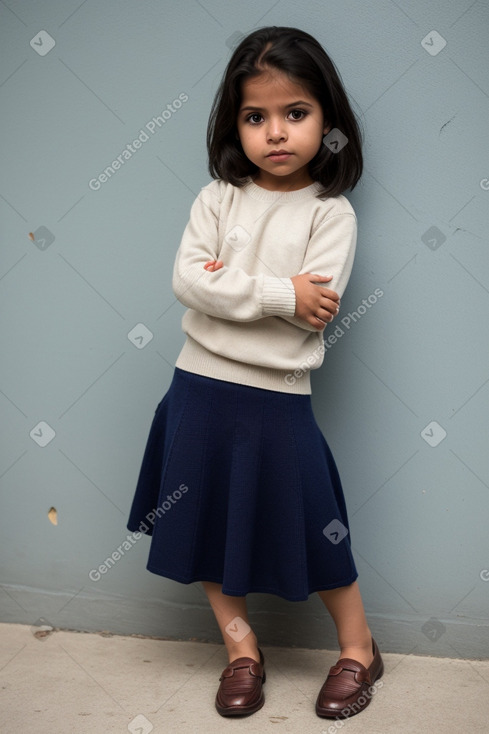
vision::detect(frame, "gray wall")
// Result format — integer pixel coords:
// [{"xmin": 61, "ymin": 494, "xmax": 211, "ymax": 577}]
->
[{"xmin": 1, "ymin": 0, "xmax": 488, "ymax": 660}]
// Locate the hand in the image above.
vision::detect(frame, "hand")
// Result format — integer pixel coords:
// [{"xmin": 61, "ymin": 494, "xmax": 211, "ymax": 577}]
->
[
  {"xmin": 291, "ymin": 273, "xmax": 340, "ymax": 330},
  {"xmin": 203, "ymin": 259, "xmax": 224, "ymax": 272}
]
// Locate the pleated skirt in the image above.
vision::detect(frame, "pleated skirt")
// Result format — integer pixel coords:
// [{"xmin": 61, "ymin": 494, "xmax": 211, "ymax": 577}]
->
[{"xmin": 127, "ymin": 367, "xmax": 358, "ymax": 601}]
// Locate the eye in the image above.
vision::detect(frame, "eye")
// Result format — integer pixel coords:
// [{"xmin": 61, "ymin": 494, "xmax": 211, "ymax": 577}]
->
[
  {"xmin": 288, "ymin": 109, "xmax": 307, "ymax": 121},
  {"xmin": 246, "ymin": 113, "xmax": 263, "ymax": 125}
]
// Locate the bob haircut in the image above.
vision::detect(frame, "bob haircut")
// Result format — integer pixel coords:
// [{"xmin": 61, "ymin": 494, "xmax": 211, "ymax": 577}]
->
[{"xmin": 207, "ymin": 26, "xmax": 363, "ymax": 198}]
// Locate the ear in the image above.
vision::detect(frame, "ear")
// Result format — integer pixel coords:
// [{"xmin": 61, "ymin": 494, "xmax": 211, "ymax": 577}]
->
[{"xmin": 323, "ymin": 123, "xmax": 331, "ymax": 136}]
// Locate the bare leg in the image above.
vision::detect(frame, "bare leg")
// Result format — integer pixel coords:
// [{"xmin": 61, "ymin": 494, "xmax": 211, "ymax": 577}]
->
[
  {"xmin": 317, "ymin": 581, "xmax": 374, "ymax": 669},
  {"xmin": 202, "ymin": 581, "xmax": 260, "ymax": 664}
]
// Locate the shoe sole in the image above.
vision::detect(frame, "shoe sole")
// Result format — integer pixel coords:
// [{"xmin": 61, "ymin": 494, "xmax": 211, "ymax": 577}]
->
[{"xmin": 216, "ymin": 695, "xmax": 265, "ymax": 716}]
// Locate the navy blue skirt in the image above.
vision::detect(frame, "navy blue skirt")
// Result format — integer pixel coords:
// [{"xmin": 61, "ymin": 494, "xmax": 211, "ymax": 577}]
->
[{"xmin": 127, "ymin": 367, "xmax": 358, "ymax": 601}]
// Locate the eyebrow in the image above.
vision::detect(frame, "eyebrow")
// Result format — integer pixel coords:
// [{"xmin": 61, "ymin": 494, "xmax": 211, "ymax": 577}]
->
[{"xmin": 239, "ymin": 100, "xmax": 314, "ymax": 112}]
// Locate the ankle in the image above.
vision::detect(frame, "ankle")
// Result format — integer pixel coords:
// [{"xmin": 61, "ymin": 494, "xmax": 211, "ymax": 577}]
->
[
  {"xmin": 226, "ymin": 632, "xmax": 260, "ymax": 663},
  {"xmin": 338, "ymin": 627, "xmax": 372, "ymax": 651},
  {"xmin": 338, "ymin": 630, "xmax": 373, "ymax": 668}
]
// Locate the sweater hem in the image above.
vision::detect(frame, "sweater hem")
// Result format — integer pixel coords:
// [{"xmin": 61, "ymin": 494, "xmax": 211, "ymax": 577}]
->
[{"xmin": 175, "ymin": 336, "xmax": 311, "ymax": 394}]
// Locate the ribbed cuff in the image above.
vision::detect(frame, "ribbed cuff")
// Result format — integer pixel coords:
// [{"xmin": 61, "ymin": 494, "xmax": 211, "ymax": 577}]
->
[{"xmin": 262, "ymin": 276, "xmax": 296, "ymax": 317}]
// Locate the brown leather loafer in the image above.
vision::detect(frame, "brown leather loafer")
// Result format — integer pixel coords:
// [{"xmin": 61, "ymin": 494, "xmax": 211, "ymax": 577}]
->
[
  {"xmin": 316, "ymin": 637, "xmax": 384, "ymax": 718},
  {"xmin": 215, "ymin": 648, "xmax": 266, "ymax": 716}
]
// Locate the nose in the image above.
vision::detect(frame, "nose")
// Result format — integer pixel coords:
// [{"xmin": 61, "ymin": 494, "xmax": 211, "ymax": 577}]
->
[{"xmin": 266, "ymin": 116, "xmax": 287, "ymax": 143}]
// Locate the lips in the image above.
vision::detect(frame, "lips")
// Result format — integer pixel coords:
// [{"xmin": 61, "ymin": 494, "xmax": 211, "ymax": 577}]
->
[{"xmin": 267, "ymin": 150, "xmax": 292, "ymax": 162}]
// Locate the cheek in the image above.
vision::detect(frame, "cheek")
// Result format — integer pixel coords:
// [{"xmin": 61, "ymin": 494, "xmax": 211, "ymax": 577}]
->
[
  {"xmin": 239, "ymin": 131, "xmax": 256, "ymax": 152},
  {"xmin": 237, "ymin": 125, "xmax": 247, "ymax": 145}
]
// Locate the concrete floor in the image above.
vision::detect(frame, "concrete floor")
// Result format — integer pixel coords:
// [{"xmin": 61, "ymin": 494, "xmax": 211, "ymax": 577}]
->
[{"xmin": 1, "ymin": 623, "xmax": 488, "ymax": 733}]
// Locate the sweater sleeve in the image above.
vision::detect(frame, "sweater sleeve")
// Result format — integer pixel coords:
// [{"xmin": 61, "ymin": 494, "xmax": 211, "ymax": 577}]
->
[
  {"xmin": 280, "ymin": 210, "xmax": 357, "ymax": 332},
  {"xmin": 172, "ymin": 185, "xmax": 296, "ymax": 321}
]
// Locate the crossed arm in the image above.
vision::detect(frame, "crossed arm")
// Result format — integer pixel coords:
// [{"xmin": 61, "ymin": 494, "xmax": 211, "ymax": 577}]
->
[
  {"xmin": 172, "ymin": 187, "xmax": 356, "ymax": 331},
  {"xmin": 203, "ymin": 259, "xmax": 340, "ymax": 330}
]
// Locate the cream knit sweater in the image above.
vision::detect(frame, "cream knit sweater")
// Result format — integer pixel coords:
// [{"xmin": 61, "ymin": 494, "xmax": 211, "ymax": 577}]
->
[{"xmin": 172, "ymin": 178, "xmax": 357, "ymax": 394}]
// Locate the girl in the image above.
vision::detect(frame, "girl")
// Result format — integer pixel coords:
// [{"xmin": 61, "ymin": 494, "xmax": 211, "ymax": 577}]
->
[{"xmin": 127, "ymin": 26, "xmax": 383, "ymax": 719}]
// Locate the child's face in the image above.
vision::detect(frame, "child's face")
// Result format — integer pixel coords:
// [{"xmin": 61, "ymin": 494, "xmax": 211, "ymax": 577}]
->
[{"xmin": 237, "ymin": 69, "xmax": 329, "ymax": 191}]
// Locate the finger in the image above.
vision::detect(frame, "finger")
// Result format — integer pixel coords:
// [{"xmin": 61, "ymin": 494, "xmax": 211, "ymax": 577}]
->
[
  {"xmin": 321, "ymin": 299, "xmax": 341, "ymax": 315},
  {"xmin": 313, "ymin": 316, "xmax": 326, "ymax": 330},
  {"xmin": 319, "ymin": 288, "xmax": 340, "ymax": 301},
  {"xmin": 319, "ymin": 311, "xmax": 334, "ymax": 323},
  {"xmin": 309, "ymin": 274, "xmax": 333, "ymax": 283},
  {"xmin": 317, "ymin": 304, "xmax": 337, "ymax": 322},
  {"xmin": 203, "ymin": 260, "xmax": 216, "ymax": 270}
]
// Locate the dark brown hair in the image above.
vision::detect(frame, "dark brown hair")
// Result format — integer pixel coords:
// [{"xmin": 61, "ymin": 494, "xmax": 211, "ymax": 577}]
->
[{"xmin": 207, "ymin": 26, "xmax": 363, "ymax": 197}]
